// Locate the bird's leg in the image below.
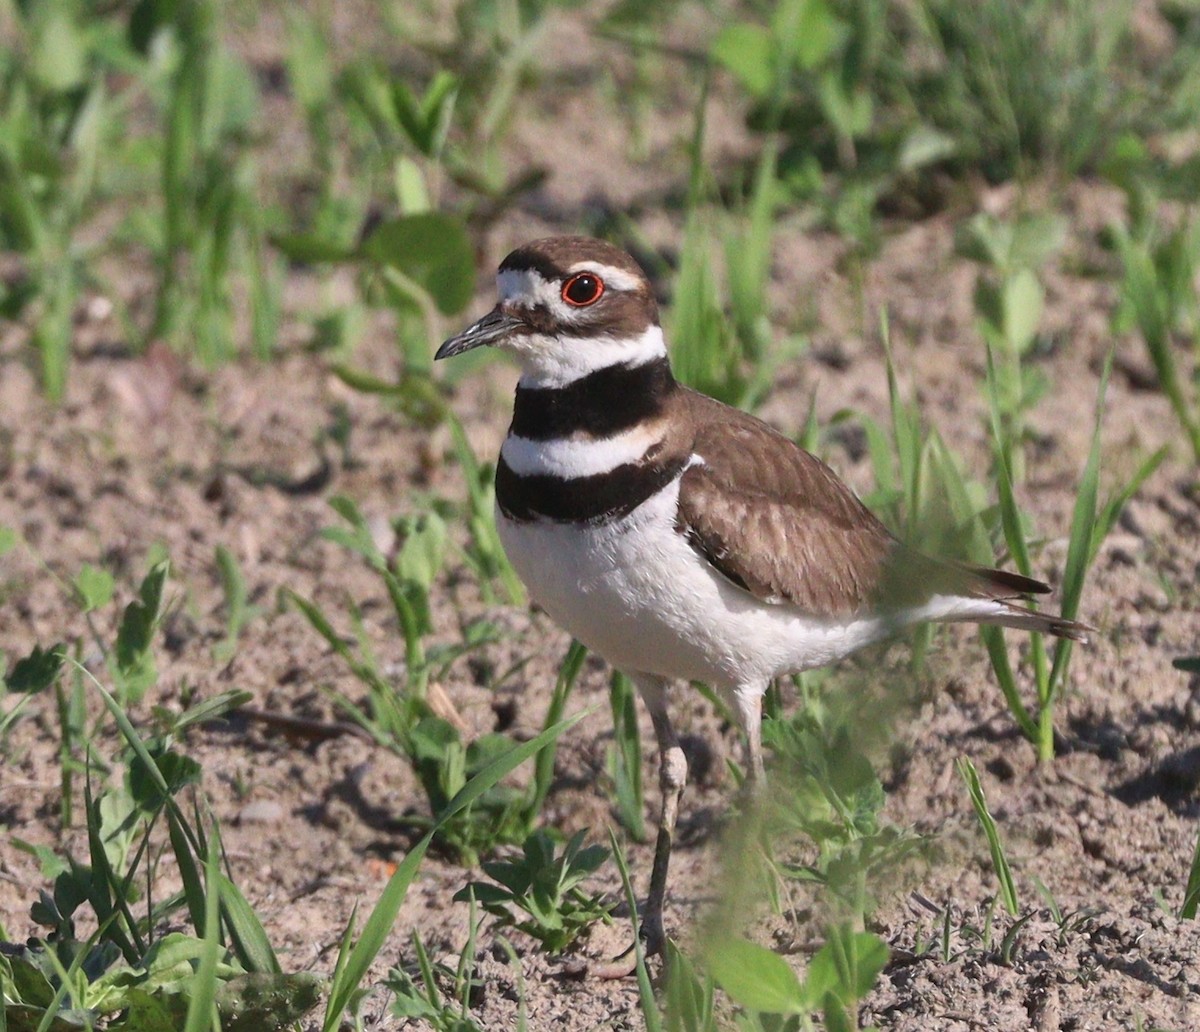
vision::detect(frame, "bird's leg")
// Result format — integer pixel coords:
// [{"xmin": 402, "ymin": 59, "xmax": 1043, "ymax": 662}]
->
[
  {"xmin": 596, "ymin": 674, "xmax": 685, "ymax": 978},
  {"xmin": 643, "ymin": 687, "xmax": 687, "ymax": 957},
  {"xmin": 734, "ymin": 684, "xmax": 766, "ymax": 791}
]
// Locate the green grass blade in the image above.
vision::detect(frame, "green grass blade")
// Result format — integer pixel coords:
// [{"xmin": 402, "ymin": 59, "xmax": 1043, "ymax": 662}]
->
[
  {"xmin": 608, "ymin": 671, "xmax": 646, "ymax": 840},
  {"xmin": 167, "ymin": 804, "xmax": 209, "ymax": 937},
  {"xmin": 183, "ymin": 835, "xmax": 223, "ymax": 1032},
  {"xmin": 1058, "ymin": 351, "xmax": 1110, "ymax": 622},
  {"xmin": 448, "ymin": 416, "xmax": 525, "ymax": 606},
  {"xmin": 530, "ymin": 641, "xmax": 586, "ymax": 817},
  {"xmin": 1091, "ymin": 446, "xmax": 1166, "ymax": 564},
  {"xmin": 1181, "ymin": 826, "xmax": 1200, "ymax": 920},
  {"xmin": 321, "ymin": 709, "xmax": 590, "ymax": 1032},
  {"xmin": 1046, "ymin": 353, "xmax": 1111, "ymax": 699},
  {"xmin": 1124, "ymin": 234, "xmax": 1200, "ymax": 458},
  {"xmin": 881, "ymin": 310, "xmax": 923, "ymax": 538},
  {"xmin": 81, "ymin": 661, "xmax": 281, "ymax": 973},
  {"xmin": 981, "ymin": 627, "xmax": 1037, "ymax": 741},
  {"xmin": 216, "ymin": 872, "xmax": 282, "ymax": 975},
  {"xmin": 958, "ymin": 757, "xmax": 1019, "ymax": 916},
  {"xmin": 608, "ymin": 828, "xmax": 661, "ymax": 1032},
  {"xmin": 82, "ymin": 777, "xmax": 142, "ymax": 963},
  {"xmin": 984, "ymin": 344, "xmax": 1033, "ymax": 577}
]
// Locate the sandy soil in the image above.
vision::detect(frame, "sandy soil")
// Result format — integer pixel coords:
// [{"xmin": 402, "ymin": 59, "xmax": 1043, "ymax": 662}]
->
[{"xmin": 3, "ymin": 5, "xmax": 1200, "ymax": 1030}]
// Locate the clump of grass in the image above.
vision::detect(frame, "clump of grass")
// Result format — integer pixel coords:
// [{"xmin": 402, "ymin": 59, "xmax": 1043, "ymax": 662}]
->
[
  {"xmin": 0, "ymin": 2, "xmax": 123, "ymax": 398},
  {"xmin": 982, "ymin": 349, "xmax": 1165, "ymax": 760},
  {"xmin": 668, "ymin": 87, "xmax": 804, "ymax": 411},
  {"xmin": 1, "ymin": 563, "xmax": 586, "ymax": 1032},
  {"xmin": 919, "ymin": 0, "xmax": 1136, "ymax": 182},
  {"xmin": 1, "ymin": 592, "xmax": 318, "ymax": 1031},
  {"xmin": 319, "ymin": 712, "xmax": 586, "ymax": 1032},
  {"xmin": 958, "ymin": 757, "xmax": 1019, "ymax": 916},
  {"xmin": 141, "ymin": 0, "xmax": 279, "ymax": 365},
  {"xmin": 290, "ymin": 496, "xmax": 582, "ymax": 861},
  {"xmin": 455, "ymin": 829, "xmax": 613, "ymax": 953},
  {"xmin": 386, "ymin": 902, "xmax": 486, "ymax": 1031},
  {"xmin": 957, "ymin": 210, "xmax": 1066, "ymax": 483},
  {"xmin": 1102, "ymin": 134, "xmax": 1200, "ymax": 461},
  {"xmin": 0, "ymin": 535, "xmax": 178, "ymax": 823},
  {"xmin": 699, "ymin": 0, "xmax": 1153, "ymax": 252}
]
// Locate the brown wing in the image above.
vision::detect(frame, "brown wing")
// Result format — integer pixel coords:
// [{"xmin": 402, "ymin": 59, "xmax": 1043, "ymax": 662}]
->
[
  {"xmin": 674, "ymin": 395, "xmax": 899, "ymax": 616},
  {"xmin": 673, "ymin": 392, "xmax": 1051, "ymax": 617}
]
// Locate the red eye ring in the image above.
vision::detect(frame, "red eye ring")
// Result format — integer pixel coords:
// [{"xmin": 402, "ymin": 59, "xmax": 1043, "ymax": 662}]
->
[{"xmin": 561, "ymin": 272, "xmax": 604, "ymax": 307}]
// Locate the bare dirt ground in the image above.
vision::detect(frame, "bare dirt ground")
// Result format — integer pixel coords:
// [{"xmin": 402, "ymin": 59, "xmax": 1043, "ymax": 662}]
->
[{"xmin": 4, "ymin": 6, "xmax": 1200, "ymax": 1030}]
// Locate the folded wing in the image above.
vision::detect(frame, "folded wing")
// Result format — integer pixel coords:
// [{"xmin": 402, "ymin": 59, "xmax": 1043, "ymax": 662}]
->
[{"xmin": 674, "ymin": 396, "xmax": 1053, "ymax": 618}]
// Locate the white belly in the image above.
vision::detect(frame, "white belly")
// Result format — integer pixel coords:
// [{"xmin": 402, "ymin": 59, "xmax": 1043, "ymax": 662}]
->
[{"xmin": 496, "ymin": 477, "xmax": 892, "ymax": 691}]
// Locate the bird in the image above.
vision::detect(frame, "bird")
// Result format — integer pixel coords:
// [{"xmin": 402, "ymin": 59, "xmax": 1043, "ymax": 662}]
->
[{"xmin": 436, "ymin": 235, "xmax": 1090, "ymax": 971}]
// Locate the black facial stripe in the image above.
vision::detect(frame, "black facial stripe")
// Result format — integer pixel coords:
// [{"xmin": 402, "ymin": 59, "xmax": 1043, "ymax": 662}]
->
[
  {"xmin": 499, "ymin": 252, "xmax": 563, "ymax": 283},
  {"xmin": 515, "ymin": 302, "xmax": 659, "ymax": 342},
  {"xmin": 510, "ymin": 357, "xmax": 675, "ymax": 440},
  {"xmin": 496, "ymin": 453, "xmax": 687, "ymax": 524}
]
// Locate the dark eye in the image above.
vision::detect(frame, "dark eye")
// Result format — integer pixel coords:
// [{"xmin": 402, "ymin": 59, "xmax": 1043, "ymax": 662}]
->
[{"xmin": 562, "ymin": 272, "xmax": 604, "ymax": 307}]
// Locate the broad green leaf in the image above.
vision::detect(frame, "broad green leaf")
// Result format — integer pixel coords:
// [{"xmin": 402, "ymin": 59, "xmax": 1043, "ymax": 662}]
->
[
  {"xmin": 129, "ymin": 750, "xmax": 201, "ymax": 812},
  {"xmin": 1008, "ymin": 213, "xmax": 1067, "ymax": 271},
  {"xmin": 394, "ymin": 511, "xmax": 447, "ymax": 595},
  {"xmin": 897, "ymin": 126, "xmax": 957, "ymax": 172},
  {"xmin": 663, "ymin": 941, "xmax": 715, "ymax": 1032},
  {"xmin": 6, "ymin": 644, "xmax": 65, "ymax": 694},
  {"xmin": 1001, "ymin": 268, "xmax": 1044, "ymax": 353},
  {"xmin": 711, "ymin": 24, "xmax": 774, "ymax": 98},
  {"xmin": 75, "ymin": 564, "xmax": 115, "ymax": 613},
  {"xmin": 270, "ymin": 232, "xmax": 354, "ymax": 264},
  {"xmin": 708, "ymin": 937, "xmax": 803, "ymax": 1015},
  {"xmin": 115, "ymin": 561, "xmax": 169, "ymax": 702},
  {"xmin": 124, "ymin": 934, "xmax": 241, "ymax": 995},
  {"xmin": 803, "ymin": 928, "xmax": 889, "ymax": 1007},
  {"xmin": 360, "ymin": 213, "xmax": 474, "ymax": 315},
  {"xmin": 394, "ymin": 157, "xmax": 430, "ymax": 215},
  {"xmin": 106, "ymin": 987, "xmax": 178, "ymax": 1031},
  {"xmin": 33, "ymin": 11, "xmax": 87, "ymax": 93},
  {"xmin": 780, "ymin": 0, "xmax": 841, "ymax": 70},
  {"xmin": 817, "ymin": 69, "xmax": 872, "ymax": 140}
]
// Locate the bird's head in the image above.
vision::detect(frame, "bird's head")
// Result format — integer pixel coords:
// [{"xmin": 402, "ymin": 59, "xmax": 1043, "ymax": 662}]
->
[{"xmin": 436, "ymin": 236, "xmax": 665, "ymax": 386}]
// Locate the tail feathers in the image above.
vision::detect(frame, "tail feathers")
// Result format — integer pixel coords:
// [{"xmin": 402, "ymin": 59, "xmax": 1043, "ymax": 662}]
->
[
  {"xmin": 906, "ymin": 557, "xmax": 1091, "ymax": 643},
  {"xmin": 977, "ymin": 599, "xmax": 1093, "ymax": 644},
  {"xmin": 964, "ymin": 564, "xmax": 1051, "ymax": 599}
]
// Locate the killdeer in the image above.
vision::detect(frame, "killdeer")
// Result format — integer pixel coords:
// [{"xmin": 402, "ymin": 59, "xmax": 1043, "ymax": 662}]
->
[{"xmin": 437, "ymin": 235, "xmax": 1089, "ymax": 969}]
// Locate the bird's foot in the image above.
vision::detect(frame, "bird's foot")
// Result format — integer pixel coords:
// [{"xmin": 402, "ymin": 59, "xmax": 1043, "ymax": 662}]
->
[{"xmin": 591, "ymin": 910, "xmax": 665, "ymax": 980}]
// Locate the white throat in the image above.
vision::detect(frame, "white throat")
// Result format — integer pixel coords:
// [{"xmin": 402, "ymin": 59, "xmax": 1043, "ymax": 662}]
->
[{"xmin": 510, "ymin": 325, "xmax": 668, "ymax": 389}]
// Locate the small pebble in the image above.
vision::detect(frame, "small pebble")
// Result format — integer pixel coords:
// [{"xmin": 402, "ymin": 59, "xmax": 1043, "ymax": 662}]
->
[{"xmin": 237, "ymin": 799, "xmax": 286, "ymax": 825}]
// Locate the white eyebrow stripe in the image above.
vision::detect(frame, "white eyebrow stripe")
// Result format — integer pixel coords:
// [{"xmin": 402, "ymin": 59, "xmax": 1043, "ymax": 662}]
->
[
  {"xmin": 497, "ymin": 269, "xmax": 560, "ymax": 309},
  {"xmin": 566, "ymin": 262, "xmax": 643, "ymax": 292}
]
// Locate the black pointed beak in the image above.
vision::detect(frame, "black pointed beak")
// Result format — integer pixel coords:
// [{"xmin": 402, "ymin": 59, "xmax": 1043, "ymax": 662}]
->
[{"xmin": 436, "ymin": 306, "xmax": 525, "ymax": 360}]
